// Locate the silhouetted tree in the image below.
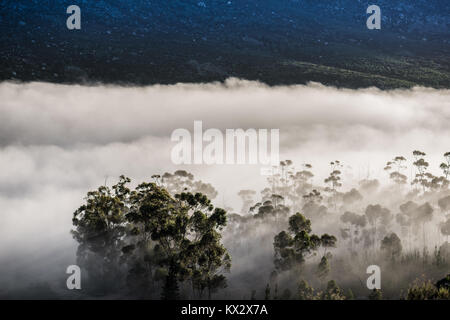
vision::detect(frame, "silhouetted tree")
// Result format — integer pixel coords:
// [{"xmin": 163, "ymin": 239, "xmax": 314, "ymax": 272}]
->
[
  {"xmin": 381, "ymin": 233, "xmax": 402, "ymax": 262},
  {"xmin": 274, "ymin": 213, "xmax": 336, "ymax": 277}
]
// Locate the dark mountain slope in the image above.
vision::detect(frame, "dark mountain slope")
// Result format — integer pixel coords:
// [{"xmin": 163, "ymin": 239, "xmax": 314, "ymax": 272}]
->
[{"xmin": 0, "ymin": 0, "xmax": 449, "ymax": 88}]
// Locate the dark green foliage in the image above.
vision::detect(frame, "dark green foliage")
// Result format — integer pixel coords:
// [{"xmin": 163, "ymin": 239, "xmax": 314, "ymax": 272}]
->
[
  {"xmin": 297, "ymin": 279, "xmax": 315, "ymax": 300},
  {"xmin": 346, "ymin": 289, "xmax": 354, "ymax": 300},
  {"xmin": 436, "ymin": 274, "xmax": 450, "ymax": 291},
  {"xmin": 316, "ymin": 256, "xmax": 330, "ymax": 280},
  {"xmin": 322, "ymin": 280, "xmax": 346, "ymax": 300},
  {"xmin": 72, "ymin": 176, "xmax": 130, "ymax": 293},
  {"xmin": 72, "ymin": 176, "xmax": 231, "ymax": 299},
  {"xmin": 274, "ymin": 212, "xmax": 336, "ymax": 274},
  {"xmin": 406, "ymin": 276, "xmax": 450, "ymax": 300},
  {"xmin": 369, "ymin": 289, "xmax": 383, "ymax": 300}
]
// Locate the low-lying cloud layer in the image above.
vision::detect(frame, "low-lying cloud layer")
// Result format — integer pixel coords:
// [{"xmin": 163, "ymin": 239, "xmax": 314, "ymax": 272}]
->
[{"xmin": 0, "ymin": 79, "xmax": 449, "ymax": 295}]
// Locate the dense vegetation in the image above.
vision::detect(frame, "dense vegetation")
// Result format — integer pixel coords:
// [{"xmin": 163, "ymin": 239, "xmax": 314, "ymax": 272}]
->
[
  {"xmin": 72, "ymin": 175, "xmax": 230, "ymax": 299},
  {"xmin": 2, "ymin": 0, "xmax": 449, "ymax": 88},
  {"xmin": 72, "ymin": 150, "xmax": 450, "ymax": 299}
]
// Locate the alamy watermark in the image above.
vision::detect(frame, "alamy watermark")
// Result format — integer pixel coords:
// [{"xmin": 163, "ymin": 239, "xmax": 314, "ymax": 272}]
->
[
  {"xmin": 66, "ymin": 265, "xmax": 81, "ymax": 290},
  {"xmin": 366, "ymin": 5, "xmax": 381, "ymax": 30},
  {"xmin": 366, "ymin": 265, "xmax": 381, "ymax": 290},
  {"xmin": 171, "ymin": 121, "xmax": 279, "ymax": 169},
  {"xmin": 66, "ymin": 5, "xmax": 81, "ymax": 30}
]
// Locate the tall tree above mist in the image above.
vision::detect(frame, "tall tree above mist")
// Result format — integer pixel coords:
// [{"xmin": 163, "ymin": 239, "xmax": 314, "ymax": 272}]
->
[
  {"xmin": 316, "ymin": 256, "xmax": 330, "ymax": 282},
  {"xmin": 273, "ymin": 212, "xmax": 336, "ymax": 277},
  {"xmin": 439, "ymin": 152, "xmax": 450, "ymax": 182},
  {"xmin": 342, "ymin": 188, "xmax": 363, "ymax": 207},
  {"xmin": 237, "ymin": 189, "xmax": 256, "ymax": 214},
  {"xmin": 384, "ymin": 156, "xmax": 408, "ymax": 185},
  {"xmin": 340, "ymin": 211, "xmax": 367, "ymax": 254},
  {"xmin": 396, "ymin": 201, "xmax": 417, "ymax": 251},
  {"xmin": 324, "ymin": 160, "xmax": 343, "ymax": 208},
  {"xmin": 411, "ymin": 202, "xmax": 434, "ymax": 250},
  {"xmin": 302, "ymin": 189, "xmax": 328, "ymax": 223},
  {"xmin": 279, "ymin": 160, "xmax": 294, "ymax": 202},
  {"xmin": 381, "ymin": 233, "xmax": 403, "ymax": 262},
  {"xmin": 365, "ymin": 204, "xmax": 393, "ymax": 251},
  {"xmin": 126, "ymin": 186, "xmax": 231, "ymax": 299},
  {"xmin": 322, "ymin": 280, "xmax": 346, "ymax": 300},
  {"xmin": 258, "ymin": 160, "xmax": 316, "ymax": 215},
  {"xmin": 411, "ymin": 151, "xmax": 440, "ymax": 193},
  {"xmin": 289, "ymin": 163, "xmax": 314, "ymax": 211},
  {"xmin": 316, "ymin": 234, "xmax": 337, "ymax": 283},
  {"xmin": 72, "ymin": 176, "xmax": 131, "ymax": 294},
  {"xmin": 162, "ymin": 170, "xmax": 218, "ymax": 200},
  {"xmin": 250, "ymin": 196, "xmax": 290, "ymax": 224},
  {"xmin": 72, "ymin": 176, "xmax": 230, "ymax": 299}
]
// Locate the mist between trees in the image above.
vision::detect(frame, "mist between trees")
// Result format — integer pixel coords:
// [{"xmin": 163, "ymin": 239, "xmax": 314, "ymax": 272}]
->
[
  {"xmin": 1, "ymin": 81, "xmax": 450, "ymax": 299},
  {"xmin": 70, "ymin": 151, "xmax": 450, "ymax": 300}
]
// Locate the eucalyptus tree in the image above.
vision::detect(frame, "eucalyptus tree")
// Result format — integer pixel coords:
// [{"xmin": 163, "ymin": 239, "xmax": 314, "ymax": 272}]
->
[
  {"xmin": 302, "ymin": 189, "xmax": 328, "ymax": 223},
  {"xmin": 279, "ymin": 160, "xmax": 294, "ymax": 202},
  {"xmin": 396, "ymin": 201, "xmax": 419, "ymax": 251},
  {"xmin": 237, "ymin": 189, "xmax": 256, "ymax": 214},
  {"xmin": 411, "ymin": 202, "xmax": 434, "ymax": 250},
  {"xmin": 380, "ymin": 233, "xmax": 403, "ymax": 262},
  {"xmin": 324, "ymin": 160, "xmax": 343, "ymax": 208},
  {"xmin": 316, "ymin": 256, "xmax": 330, "ymax": 282},
  {"xmin": 251, "ymin": 195, "xmax": 290, "ymax": 225},
  {"xmin": 322, "ymin": 280, "xmax": 346, "ymax": 300},
  {"xmin": 412, "ymin": 150, "xmax": 431, "ymax": 193},
  {"xmin": 126, "ymin": 187, "xmax": 231, "ymax": 299},
  {"xmin": 440, "ymin": 152, "xmax": 450, "ymax": 181},
  {"xmin": 406, "ymin": 275, "xmax": 450, "ymax": 300},
  {"xmin": 303, "ymin": 189, "xmax": 323, "ymax": 203},
  {"xmin": 123, "ymin": 180, "xmax": 185, "ymax": 298},
  {"xmin": 340, "ymin": 211, "xmax": 367, "ymax": 253},
  {"xmin": 177, "ymin": 192, "xmax": 231, "ymax": 299},
  {"xmin": 72, "ymin": 176, "xmax": 131, "ymax": 293},
  {"xmin": 384, "ymin": 156, "xmax": 408, "ymax": 185},
  {"xmin": 73, "ymin": 176, "xmax": 230, "ymax": 299},
  {"xmin": 365, "ymin": 204, "xmax": 393, "ymax": 251},
  {"xmin": 290, "ymin": 163, "xmax": 314, "ymax": 211},
  {"xmin": 316, "ymin": 234, "xmax": 337, "ymax": 282},
  {"xmin": 342, "ymin": 188, "xmax": 363, "ymax": 208},
  {"xmin": 162, "ymin": 170, "xmax": 218, "ymax": 200},
  {"xmin": 297, "ymin": 279, "xmax": 316, "ymax": 300},
  {"xmin": 273, "ymin": 212, "xmax": 336, "ymax": 278}
]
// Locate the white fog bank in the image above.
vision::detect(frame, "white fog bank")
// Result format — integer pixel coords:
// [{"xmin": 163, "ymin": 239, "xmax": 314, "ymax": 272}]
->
[{"xmin": 0, "ymin": 79, "xmax": 449, "ymax": 291}]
